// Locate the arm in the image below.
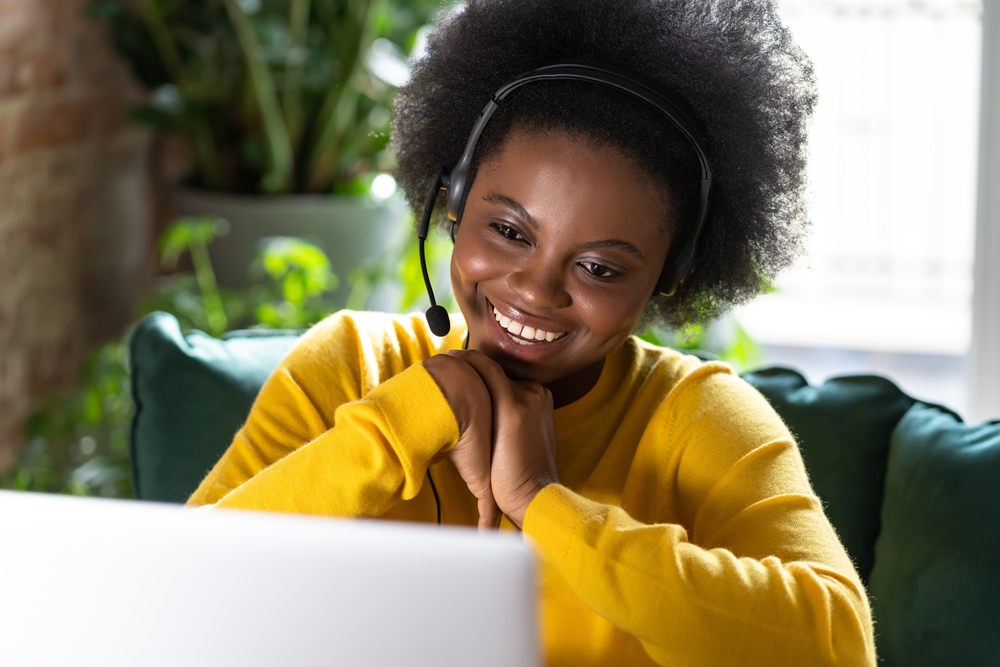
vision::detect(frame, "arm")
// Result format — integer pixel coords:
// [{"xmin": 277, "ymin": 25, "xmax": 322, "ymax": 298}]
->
[
  {"xmin": 190, "ymin": 313, "xmax": 504, "ymax": 526},
  {"xmin": 188, "ymin": 313, "xmax": 460, "ymax": 516},
  {"xmin": 450, "ymin": 348, "xmax": 874, "ymax": 667},
  {"xmin": 522, "ymin": 369, "xmax": 875, "ymax": 666},
  {"xmin": 196, "ymin": 362, "xmax": 458, "ymax": 515},
  {"xmin": 525, "ymin": 486, "xmax": 873, "ymax": 666}
]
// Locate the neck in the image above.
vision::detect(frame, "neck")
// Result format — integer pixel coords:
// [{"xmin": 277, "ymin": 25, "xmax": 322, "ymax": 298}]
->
[{"xmin": 545, "ymin": 358, "xmax": 605, "ymax": 408}]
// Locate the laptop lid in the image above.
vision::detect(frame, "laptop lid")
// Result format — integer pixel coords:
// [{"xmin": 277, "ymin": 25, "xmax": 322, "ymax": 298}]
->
[{"xmin": 0, "ymin": 491, "xmax": 540, "ymax": 667}]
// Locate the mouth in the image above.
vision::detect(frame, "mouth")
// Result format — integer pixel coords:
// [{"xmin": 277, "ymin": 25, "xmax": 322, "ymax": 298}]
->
[
  {"xmin": 482, "ymin": 298, "xmax": 572, "ymax": 363},
  {"xmin": 491, "ymin": 304, "xmax": 568, "ymax": 345}
]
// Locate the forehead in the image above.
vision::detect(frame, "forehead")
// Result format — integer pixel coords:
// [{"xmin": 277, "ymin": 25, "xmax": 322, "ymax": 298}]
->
[{"xmin": 472, "ymin": 128, "xmax": 672, "ymax": 247}]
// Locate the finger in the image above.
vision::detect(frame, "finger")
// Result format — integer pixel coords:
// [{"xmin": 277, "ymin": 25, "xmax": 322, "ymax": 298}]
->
[
  {"xmin": 514, "ymin": 379, "xmax": 548, "ymax": 396},
  {"xmin": 438, "ymin": 353, "xmax": 499, "ymax": 529},
  {"xmin": 451, "ymin": 431, "xmax": 499, "ymax": 530},
  {"xmin": 450, "ymin": 350, "xmax": 518, "ymax": 405},
  {"xmin": 477, "ymin": 493, "xmax": 501, "ymax": 531},
  {"xmin": 465, "ymin": 403, "xmax": 499, "ymax": 530}
]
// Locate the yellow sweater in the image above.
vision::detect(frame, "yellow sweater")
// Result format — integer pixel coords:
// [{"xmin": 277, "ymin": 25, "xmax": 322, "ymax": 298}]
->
[{"xmin": 189, "ymin": 311, "xmax": 875, "ymax": 667}]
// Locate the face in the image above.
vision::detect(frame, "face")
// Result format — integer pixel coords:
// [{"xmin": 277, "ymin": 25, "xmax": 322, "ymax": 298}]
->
[{"xmin": 451, "ymin": 128, "xmax": 674, "ymax": 398}]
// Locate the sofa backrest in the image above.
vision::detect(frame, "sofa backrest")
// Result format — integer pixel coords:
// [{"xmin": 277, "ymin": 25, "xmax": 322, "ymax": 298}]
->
[{"xmin": 741, "ymin": 368, "xmax": 916, "ymax": 583}]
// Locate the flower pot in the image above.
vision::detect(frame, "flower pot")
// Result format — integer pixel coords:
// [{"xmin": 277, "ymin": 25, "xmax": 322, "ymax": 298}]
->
[{"xmin": 175, "ymin": 188, "xmax": 409, "ymax": 313}]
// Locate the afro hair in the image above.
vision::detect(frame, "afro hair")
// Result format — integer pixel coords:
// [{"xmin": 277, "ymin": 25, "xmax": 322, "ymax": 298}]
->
[{"xmin": 392, "ymin": 0, "xmax": 817, "ymax": 328}]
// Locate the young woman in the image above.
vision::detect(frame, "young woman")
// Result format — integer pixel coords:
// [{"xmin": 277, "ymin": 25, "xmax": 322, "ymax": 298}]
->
[{"xmin": 189, "ymin": 1, "xmax": 876, "ymax": 664}]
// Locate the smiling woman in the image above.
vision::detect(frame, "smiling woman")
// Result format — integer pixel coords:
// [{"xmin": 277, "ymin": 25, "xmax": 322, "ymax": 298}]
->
[{"xmin": 186, "ymin": 1, "xmax": 876, "ymax": 666}]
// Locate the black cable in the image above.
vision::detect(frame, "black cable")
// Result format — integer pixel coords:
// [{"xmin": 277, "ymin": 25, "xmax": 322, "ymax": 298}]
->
[{"xmin": 426, "ymin": 468, "xmax": 441, "ymax": 525}]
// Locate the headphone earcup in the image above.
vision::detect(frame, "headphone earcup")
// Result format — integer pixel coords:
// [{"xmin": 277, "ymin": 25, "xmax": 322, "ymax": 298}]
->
[{"xmin": 657, "ymin": 239, "xmax": 697, "ymax": 297}]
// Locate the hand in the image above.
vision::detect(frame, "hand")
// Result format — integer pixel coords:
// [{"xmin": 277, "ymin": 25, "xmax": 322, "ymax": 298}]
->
[
  {"xmin": 422, "ymin": 353, "xmax": 500, "ymax": 530},
  {"xmin": 447, "ymin": 350, "xmax": 559, "ymax": 528}
]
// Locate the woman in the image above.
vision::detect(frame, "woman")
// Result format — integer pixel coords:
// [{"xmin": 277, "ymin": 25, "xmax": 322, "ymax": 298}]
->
[{"xmin": 189, "ymin": 1, "xmax": 876, "ymax": 664}]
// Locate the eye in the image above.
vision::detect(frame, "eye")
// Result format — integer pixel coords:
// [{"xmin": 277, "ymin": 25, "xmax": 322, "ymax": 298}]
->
[
  {"xmin": 582, "ymin": 262, "xmax": 620, "ymax": 279},
  {"xmin": 489, "ymin": 222, "xmax": 527, "ymax": 242}
]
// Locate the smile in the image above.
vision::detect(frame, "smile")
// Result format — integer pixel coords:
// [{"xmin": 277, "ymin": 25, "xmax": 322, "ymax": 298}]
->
[{"xmin": 492, "ymin": 306, "xmax": 567, "ymax": 346}]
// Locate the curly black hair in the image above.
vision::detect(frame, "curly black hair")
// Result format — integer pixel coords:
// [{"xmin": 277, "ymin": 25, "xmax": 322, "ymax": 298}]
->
[{"xmin": 392, "ymin": 0, "xmax": 816, "ymax": 328}]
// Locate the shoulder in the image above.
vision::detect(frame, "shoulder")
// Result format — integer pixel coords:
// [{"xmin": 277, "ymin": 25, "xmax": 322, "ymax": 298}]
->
[
  {"xmin": 621, "ymin": 337, "xmax": 746, "ymax": 405},
  {"xmin": 625, "ymin": 337, "xmax": 770, "ymax": 411},
  {"xmin": 623, "ymin": 336, "xmax": 791, "ymax": 466}
]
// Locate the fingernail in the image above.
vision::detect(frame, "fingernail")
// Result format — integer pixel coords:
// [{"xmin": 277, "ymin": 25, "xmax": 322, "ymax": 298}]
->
[{"xmin": 447, "ymin": 349, "xmax": 459, "ymax": 355}]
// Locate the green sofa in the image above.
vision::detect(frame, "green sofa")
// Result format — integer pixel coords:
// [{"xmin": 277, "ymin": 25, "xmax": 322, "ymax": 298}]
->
[{"xmin": 129, "ymin": 311, "xmax": 1000, "ymax": 666}]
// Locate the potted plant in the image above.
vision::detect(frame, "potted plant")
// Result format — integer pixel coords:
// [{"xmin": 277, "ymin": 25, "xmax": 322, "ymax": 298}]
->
[{"xmin": 88, "ymin": 0, "xmax": 442, "ymax": 309}]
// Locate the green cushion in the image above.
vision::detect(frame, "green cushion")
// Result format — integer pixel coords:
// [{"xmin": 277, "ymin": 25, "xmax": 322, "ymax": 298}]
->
[
  {"xmin": 742, "ymin": 368, "xmax": 916, "ymax": 583},
  {"xmin": 129, "ymin": 312, "xmax": 301, "ymax": 502},
  {"xmin": 868, "ymin": 404, "xmax": 1000, "ymax": 667}
]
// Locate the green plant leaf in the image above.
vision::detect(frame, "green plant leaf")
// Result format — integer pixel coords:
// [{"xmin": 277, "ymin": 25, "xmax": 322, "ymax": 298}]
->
[{"xmin": 222, "ymin": 0, "xmax": 295, "ymax": 193}]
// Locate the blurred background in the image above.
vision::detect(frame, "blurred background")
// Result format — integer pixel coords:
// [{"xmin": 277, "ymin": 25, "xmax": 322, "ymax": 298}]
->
[
  {"xmin": 0, "ymin": 0, "xmax": 996, "ymax": 498},
  {"xmin": 741, "ymin": 0, "xmax": 983, "ymax": 418}
]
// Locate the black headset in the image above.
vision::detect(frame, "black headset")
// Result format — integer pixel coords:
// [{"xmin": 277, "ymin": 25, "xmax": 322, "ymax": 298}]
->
[{"xmin": 417, "ymin": 59, "xmax": 714, "ymax": 338}]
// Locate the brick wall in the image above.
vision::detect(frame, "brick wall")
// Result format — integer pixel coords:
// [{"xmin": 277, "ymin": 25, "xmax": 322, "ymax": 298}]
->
[{"xmin": 0, "ymin": 0, "xmax": 154, "ymax": 468}]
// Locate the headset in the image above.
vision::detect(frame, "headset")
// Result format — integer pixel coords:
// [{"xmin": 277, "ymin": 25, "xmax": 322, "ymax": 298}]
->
[{"xmin": 417, "ymin": 58, "xmax": 715, "ymax": 339}]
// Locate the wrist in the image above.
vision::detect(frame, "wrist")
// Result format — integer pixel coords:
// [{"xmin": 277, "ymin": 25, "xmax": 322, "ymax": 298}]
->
[{"xmin": 506, "ymin": 479, "xmax": 557, "ymax": 529}]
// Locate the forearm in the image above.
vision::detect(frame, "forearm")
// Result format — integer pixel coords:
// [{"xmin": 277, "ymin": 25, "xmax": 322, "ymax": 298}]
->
[
  {"xmin": 523, "ymin": 484, "xmax": 875, "ymax": 667},
  {"xmin": 198, "ymin": 364, "xmax": 458, "ymax": 517}
]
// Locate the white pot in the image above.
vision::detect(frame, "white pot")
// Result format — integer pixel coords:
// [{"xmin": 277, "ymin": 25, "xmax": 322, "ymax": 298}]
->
[{"xmin": 175, "ymin": 188, "xmax": 409, "ymax": 312}]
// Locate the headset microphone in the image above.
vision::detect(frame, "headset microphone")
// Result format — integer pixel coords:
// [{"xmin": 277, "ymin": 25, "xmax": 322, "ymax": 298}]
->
[{"xmin": 419, "ymin": 169, "xmax": 452, "ymax": 337}]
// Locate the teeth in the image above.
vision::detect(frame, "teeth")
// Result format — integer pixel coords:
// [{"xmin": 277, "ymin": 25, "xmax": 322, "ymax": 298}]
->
[{"xmin": 492, "ymin": 306, "xmax": 566, "ymax": 343}]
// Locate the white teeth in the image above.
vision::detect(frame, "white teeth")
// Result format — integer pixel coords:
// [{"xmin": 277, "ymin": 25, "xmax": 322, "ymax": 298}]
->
[{"xmin": 491, "ymin": 306, "xmax": 566, "ymax": 343}]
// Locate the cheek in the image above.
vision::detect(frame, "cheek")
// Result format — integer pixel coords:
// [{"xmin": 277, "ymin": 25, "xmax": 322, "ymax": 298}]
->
[
  {"xmin": 576, "ymin": 290, "xmax": 647, "ymax": 341},
  {"xmin": 451, "ymin": 234, "xmax": 506, "ymax": 294},
  {"xmin": 451, "ymin": 232, "xmax": 497, "ymax": 301}
]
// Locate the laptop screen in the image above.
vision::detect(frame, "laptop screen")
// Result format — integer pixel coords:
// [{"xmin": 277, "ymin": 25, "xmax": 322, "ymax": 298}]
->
[{"xmin": 0, "ymin": 491, "xmax": 540, "ymax": 667}]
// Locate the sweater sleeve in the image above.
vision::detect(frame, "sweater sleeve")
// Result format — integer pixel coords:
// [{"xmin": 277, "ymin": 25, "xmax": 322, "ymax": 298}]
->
[
  {"xmin": 187, "ymin": 313, "xmax": 460, "ymax": 516},
  {"xmin": 522, "ymin": 367, "xmax": 876, "ymax": 667}
]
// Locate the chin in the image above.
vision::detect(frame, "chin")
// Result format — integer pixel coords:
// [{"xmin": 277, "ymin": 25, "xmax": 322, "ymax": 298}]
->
[
  {"xmin": 494, "ymin": 357, "xmax": 549, "ymax": 383},
  {"xmin": 467, "ymin": 333, "xmax": 554, "ymax": 383}
]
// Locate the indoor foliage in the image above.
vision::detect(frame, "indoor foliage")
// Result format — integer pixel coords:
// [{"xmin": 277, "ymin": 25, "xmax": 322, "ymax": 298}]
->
[
  {"xmin": 87, "ymin": 0, "xmax": 442, "ymax": 193},
  {"xmin": 0, "ymin": 217, "xmax": 455, "ymax": 498}
]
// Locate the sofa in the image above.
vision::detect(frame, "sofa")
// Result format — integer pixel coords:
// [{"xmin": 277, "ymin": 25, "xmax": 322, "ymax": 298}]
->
[{"xmin": 129, "ymin": 311, "xmax": 1000, "ymax": 667}]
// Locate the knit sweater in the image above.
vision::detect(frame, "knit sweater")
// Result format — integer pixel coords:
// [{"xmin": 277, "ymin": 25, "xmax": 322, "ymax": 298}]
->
[{"xmin": 188, "ymin": 310, "xmax": 875, "ymax": 667}]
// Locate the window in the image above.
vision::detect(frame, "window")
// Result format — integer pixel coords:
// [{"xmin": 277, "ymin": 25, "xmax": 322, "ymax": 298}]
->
[{"xmin": 738, "ymin": 0, "xmax": 982, "ymax": 416}]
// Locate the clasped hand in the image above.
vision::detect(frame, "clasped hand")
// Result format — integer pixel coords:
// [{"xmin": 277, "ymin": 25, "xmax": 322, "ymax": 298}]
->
[{"xmin": 422, "ymin": 350, "xmax": 559, "ymax": 530}]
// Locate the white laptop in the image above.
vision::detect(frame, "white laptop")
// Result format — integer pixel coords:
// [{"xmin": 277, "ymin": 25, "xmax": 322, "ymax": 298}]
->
[{"xmin": 0, "ymin": 490, "xmax": 540, "ymax": 667}]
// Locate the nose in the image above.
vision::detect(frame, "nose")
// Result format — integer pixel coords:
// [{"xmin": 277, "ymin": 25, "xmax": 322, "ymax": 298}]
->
[{"xmin": 506, "ymin": 252, "xmax": 572, "ymax": 310}]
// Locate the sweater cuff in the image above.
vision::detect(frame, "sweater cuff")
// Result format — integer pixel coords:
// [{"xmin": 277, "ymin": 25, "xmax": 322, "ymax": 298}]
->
[{"xmin": 522, "ymin": 483, "xmax": 605, "ymax": 566}]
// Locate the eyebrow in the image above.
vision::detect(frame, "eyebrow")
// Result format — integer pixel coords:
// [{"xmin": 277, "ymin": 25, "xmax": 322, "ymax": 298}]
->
[{"xmin": 482, "ymin": 193, "xmax": 647, "ymax": 262}]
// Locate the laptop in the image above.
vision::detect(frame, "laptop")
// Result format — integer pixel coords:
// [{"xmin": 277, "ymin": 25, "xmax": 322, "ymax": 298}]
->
[{"xmin": 0, "ymin": 490, "xmax": 540, "ymax": 667}]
